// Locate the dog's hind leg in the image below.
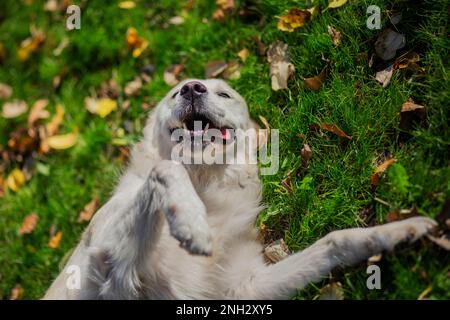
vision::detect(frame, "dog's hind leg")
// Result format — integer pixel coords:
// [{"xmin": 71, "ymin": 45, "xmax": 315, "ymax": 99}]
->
[{"xmin": 232, "ymin": 217, "xmax": 437, "ymax": 299}]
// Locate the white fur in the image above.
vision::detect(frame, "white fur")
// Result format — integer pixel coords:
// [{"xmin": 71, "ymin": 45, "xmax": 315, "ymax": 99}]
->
[{"xmin": 44, "ymin": 79, "xmax": 437, "ymax": 300}]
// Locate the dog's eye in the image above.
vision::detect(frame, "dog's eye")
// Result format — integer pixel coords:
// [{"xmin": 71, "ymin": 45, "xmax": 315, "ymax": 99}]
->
[
  {"xmin": 217, "ymin": 92, "xmax": 231, "ymax": 99},
  {"xmin": 171, "ymin": 91, "xmax": 179, "ymax": 99}
]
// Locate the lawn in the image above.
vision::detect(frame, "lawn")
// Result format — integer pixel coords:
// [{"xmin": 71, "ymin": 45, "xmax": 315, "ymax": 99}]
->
[{"xmin": 0, "ymin": 0, "xmax": 449, "ymax": 300}]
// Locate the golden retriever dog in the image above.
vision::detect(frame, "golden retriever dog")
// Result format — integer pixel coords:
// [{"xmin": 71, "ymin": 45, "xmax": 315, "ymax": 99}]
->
[{"xmin": 44, "ymin": 79, "xmax": 437, "ymax": 299}]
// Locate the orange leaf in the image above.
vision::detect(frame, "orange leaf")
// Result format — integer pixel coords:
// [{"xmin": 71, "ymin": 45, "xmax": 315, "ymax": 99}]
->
[
  {"xmin": 320, "ymin": 123, "xmax": 352, "ymax": 140},
  {"xmin": 303, "ymin": 67, "xmax": 327, "ymax": 91},
  {"xmin": 78, "ymin": 198, "xmax": 99, "ymax": 223},
  {"xmin": 48, "ymin": 231, "xmax": 63, "ymax": 249},
  {"xmin": 371, "ymin": 158, "xmax": 396, "ymax": 186},
  {"xmin": 19, "ymin": 212, "xmax": 39, "ymax": 235},
  {"xmin": 10, "ymin": 284, "xmax": 23, "ymax": 300}
]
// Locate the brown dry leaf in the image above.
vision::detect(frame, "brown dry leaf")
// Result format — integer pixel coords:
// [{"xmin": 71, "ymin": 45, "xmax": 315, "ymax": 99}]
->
[
  {"xmin": 385, "ymin": 207, "xmax": 418, "ymax": 223},
  {"xmin": 303, "ymin": 67, "xmax": 327, "ymax": 91},
  {"xmin": 45, "ymin": 104, "xmax": 65, "ymax": 136},
  {"xmin": 399, "ymin": 100, "xmax": 426, "ymax": 131},
  {"xmin": 17, "ymin": 27, "xmax": 46, "ymax": 61},
  {"xmin": 375, "ymin": 64, "xmax": 394, "ymax": 88},
  {"xmin": 281, "ymin": 170, "xmax": 294, "ymax": 194},
  {"xmin": 78, "ymin": 198, "xmax": 99, "ymax": 223},
  {"xmin": 327, "ymin": 26, "xmax": 342, "ymax": 46},
  {"xmin": 237, "ymin": 48, "xmax": 250, "ymax": 62},
  {"xmin": 320, "ymin": 123, "xmax": 352, "ymax": 140},
  {"xmin": 371, "ymin": 158, "xmax": 396, "ymax": 186},
  {"xmin": 6, "ymin": 168, "xmax": 26, "ymax": 192},
  {"xmin": 124, "ymin": 76, "xmax": 143, "ymax": 97},
  {"xmin": 213, "ymin": 0, "xmax": 235, "ymax": 20},
  {"xmin": 319, "ymin": 282, "xmax": 344, "ymax": 300},
  {"xmin": 10, "ymin": 284, "xmax": 24, "ymax": 300},
  {"xmin": 254, "ymin": 36, "xmax": 267, "ymax": 56},
  {"xmin": 48, "ymin": 230, "xmax": 63, "ymax": 249},
  {"xmin": 427, "ymin": 235, "xmax": 450, "ymax": 251},
  {"xmin": 2, "ymin": 100, "xmax": 28, "ymax": 119},
  {"xmin": 126, "ymin": 27, "xmax": 148, "ymax": 58},
  {"xmin": 0, "ymin": 176, "xmax": 5, "ymax": 198},
  {"xmin": 301, "ymin": 143, "xmax": 312, "ymax": 166},
  {"xmin": 0, "ymin": 82, "xmax": 12, "ymax": 99},
  {"xmin": 277, "ymin": 8, "xmax": 311, "ymax": 32},
  {"xmin": 375, "ymin": 28, "xmax": 406, "ymax": 61},
  {"xmin": 19, "ymin": 212, "xmax": 39, "ymax": 235},
  {"xmin": 267, "ymin": 41, "xmax": 295, "ymax": 91},
  {"xmin": 263, "ymin": 239, "xmax": 290, "ymax": 263},
  {"xmin": 222, "ymin": 60, "xmax": 242, "ymax": 80},
  {"xmin": 205, "ymin": 60, "xmax": 228, "ymax": 79},
  {"xmin": 28, "ymin": 99, "xmax": 50, "ymax": 127},
  {"xmin": 164, "ymin": 64, "xmax": 184, "ymax": 86},
  {"xmin": 394, "ymin": 52, "xmax": 420, "ymax": 70}
]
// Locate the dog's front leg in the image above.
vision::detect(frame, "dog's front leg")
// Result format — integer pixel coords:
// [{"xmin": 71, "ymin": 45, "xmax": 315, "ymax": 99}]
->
[
  {"xmin": 233, "ymin": 217, "xmax": 436, "ymax": 299},
  {"xmin": 88, "ymin": 160, "xmax": 212, "ymax": 299}
]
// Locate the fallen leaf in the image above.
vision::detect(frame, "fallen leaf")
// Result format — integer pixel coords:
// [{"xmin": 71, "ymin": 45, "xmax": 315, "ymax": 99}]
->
[
  {"xmin": 327, "ymin": 26, "xmax": 342, "ymax": 45},
  {"xmin": 385, "ymin": 207, "xmax": 418, "ymax": 222},
  {"xmin": 303, "ymin": 67, "xmax": 327, "ymax": 91},
  {"xmin": 212, "ymin": 0, "xmax": 235, "ymax": 20},
  {"xmin": 164, "ymin": 64, "xmax": 184, "ymax": 86},
  {"xmin": 10, "ymin": 284, "xmax": 23, "ymax": 300},
  {"xmin": 399, "ymin": 100, "xmax": 426, "ymax": 131},
  {"xmin": 45, "ymin": 131, "xmax": 78, "ymax": 150},
  {"xmin": 78, "ymin": 198, "xmax": 99, "ymax": 223},
  {"xmin": 281, "ymin": 170, "xmax": 294, "ymax": 194},
  {"xmin": 44, "ymin": 0, "xmax": 58, "ymax": 12},
  {"xmin": 0, "ymin": 176, "xmax": 5, "ymax": 197},
  {"xmin": 319, "ymin": 282, "xmax": 344, "ymax": 300},
  {"xmin": 427, "ymin": 235, "xmax": 450, "ymax": 251},
  {"xmin": 320, "ymin": 123, "xmax": 352, "ymax": 140},
  {"xmin": 254, "ymin": 36, "xmax": 267, "ymax": 56},
  {"xmin": 126, "ymin": 27, "xmax": 148, "ymax": 58},
  {"xmin": 124, "ymin": 76, "xmax": 143, "ymax": 97},
  {"xmin": 394, "ymin": 52, "xmax": 420, "ymax": 70},
  {"xmin": 258, "ymin": 115, "xmax": 271, "ymax": 130},
  {"xmin": 267, "ymin": 41, "xmax": 295, "ymax": 91},
  {"xmin": 375, "ymin": 64, "xmax": 394, "ymax": 87},
  {"xmin": 328, "ymin": 0, "xmax": 348, "ymax": 9},
  {"xmin": 375, "ymin": 28, "xmax": 406, "ymax": 61},
  {"xmin": 85, "ymin": 98, "xmax": 117, "ymax": 118},
  {"xmin": 307, "ymin": 6, "xmax": 319, "ymax": 19},
  {"xmin": 19, "ymin": 212, "xmax": 39, "ymax": 235},
  {"xmin": 118, "ymin": 1, "xmax": 135, "ymax": 9},
  {"xmin": 28, "ymin": 99, "xmax": 49, "ymax": 127},
  {"xmin": 237, "ymin": 48, "xmax": 250, "ymax": 62},
  {"xmin": 45, "ymin": 104, "xmax": 65, "ymax": 136},
  {"xmin": 168, "ymin": 16, "xmax": 185, "ymax": 25},
  {"xmin": 6, "ymin": 168, "xmax": 26, "ymax": 192},
  {"xmin": 222, "ymin": 60, "xmax": 242, "ymax": 80},
  {"xmin": 17, "ymin": 27, "xmax": 46, "ymax": 61},
  {"xmin": 263, "ymin": 239, "xmax": 290, "ymax": 263},
  {"xmin": 205, "ymin": 60, "xmax": 228, "ymax": 79},
  {"xmin": 2, "ymin": 100, "xmax": 28, "ymax": 118},
  {"xmin": 368, "ymin": 254, "xmax": 382, "ymax": 263},
  {"xmin": 277, "ymin": 8, "xmax": 311, "ymax": 32},
  {"xmin": 371, "ymin": 158, "xmax": 396, "ymax": 186},
  {"xmin": 48, "ymin": 230, "xmax": 63, "ymax": 249},
  {"xmin": 417, "ymin": 285, "xmax": 433, "ymax": 300},
  {"xmin": 301, "ymin": 143, "xmax": 312, "ymax": 166},
  {"xmin": 0, "ymin": 82, "xmax": 12, "ymax": 99}
]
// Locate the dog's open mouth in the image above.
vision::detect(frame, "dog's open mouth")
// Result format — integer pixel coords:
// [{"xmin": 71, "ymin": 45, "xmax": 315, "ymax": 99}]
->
[{"xmin": 169, "ymin": 113, "xmax": 233, "ymax": 145}]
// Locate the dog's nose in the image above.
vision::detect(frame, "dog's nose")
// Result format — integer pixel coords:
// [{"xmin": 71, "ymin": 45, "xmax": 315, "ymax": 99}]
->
[{"xmin": 180, "ymin": 81, "xmax": 207, "ymax": 100}]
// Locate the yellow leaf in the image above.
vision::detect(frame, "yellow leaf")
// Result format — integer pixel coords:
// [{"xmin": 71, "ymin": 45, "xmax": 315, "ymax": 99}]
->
[
  {"xmin": 328, "ymin": 0, "xmax": 348, "ymax": 9},
  {"xmin": 118, "ymin": 1, "xmax": 135, "ymax": 9},
  {"xmin": 46, "ymin": 131, "xmax": 78, "ymax": 150},
  {"xmin": 46, "ymin": 104, "xmax": 65, "ymax": 136},
  {"xmin": 277, "ymin": 8, "xmax": 311, "ymax": 32},
  {"xmin": 132, "ymin": 39, "xmax": 148, "ymax": 58},
  {"xmin": 6, "ymin": 169, "xmax": 26, "ymax": 192},
  {"xmin": 48, "ymin": 231, "xmax": 63, "ymax": 249},
  {"xmin": 96, "ymin": 98, "xmax": 117, "ymax": 117},
  {"xmin": 237, "ymin": 48, "xmax": 250, "ymax": 62}
]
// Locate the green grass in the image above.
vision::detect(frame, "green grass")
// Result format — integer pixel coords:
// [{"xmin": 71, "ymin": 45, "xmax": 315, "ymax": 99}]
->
[{"xmin": 0, "ymin": 0, "xmax": 449, "ymax": 299}]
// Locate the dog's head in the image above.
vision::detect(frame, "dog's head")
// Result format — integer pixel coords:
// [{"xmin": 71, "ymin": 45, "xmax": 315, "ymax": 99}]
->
[{"xmin": 152, "ymin": 79, "xmax": 256, "ymax": 163}]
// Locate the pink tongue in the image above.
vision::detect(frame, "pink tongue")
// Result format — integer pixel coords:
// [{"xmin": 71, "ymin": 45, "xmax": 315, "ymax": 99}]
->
[{"xmin": 220, "ymin": 128, "xmax": 230, "ymax": 140}]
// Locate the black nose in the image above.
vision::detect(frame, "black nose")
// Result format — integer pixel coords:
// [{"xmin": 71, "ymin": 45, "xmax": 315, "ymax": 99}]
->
[{"xmin": 180, "ymin": 81, "xmax": 207, "ymax": 100}]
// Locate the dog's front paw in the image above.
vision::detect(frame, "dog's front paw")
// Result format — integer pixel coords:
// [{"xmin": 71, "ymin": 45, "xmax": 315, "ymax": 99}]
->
[
  {"xmin": 377, "ymin": 216, "xmax": 437, "ymax": 250},
  {"xmin": 165, "ymin": 203, "xmax": 213, "ymax": 256}
]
